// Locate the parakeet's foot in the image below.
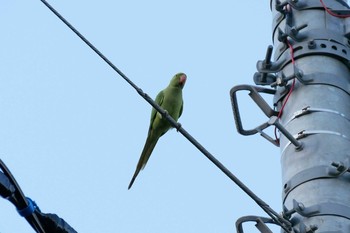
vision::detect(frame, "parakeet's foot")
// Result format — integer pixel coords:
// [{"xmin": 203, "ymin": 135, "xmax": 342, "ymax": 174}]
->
[{"xmin": 159, "ymin": 110, "xmax": 168, "ymax": 119}]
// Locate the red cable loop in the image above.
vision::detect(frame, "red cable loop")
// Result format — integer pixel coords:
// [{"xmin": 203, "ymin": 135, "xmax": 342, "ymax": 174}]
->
[
  {"xmin": 274, "ymin": 41, "xmax": 296, "ymax": 144},
  {"xmin": 320, "ymin": 0, "xmax": 350, "ymax": 18}
]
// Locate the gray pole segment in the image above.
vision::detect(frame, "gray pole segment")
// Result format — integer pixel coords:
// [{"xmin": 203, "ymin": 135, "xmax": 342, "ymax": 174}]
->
[{"xmin": 269, "ymin": 1, "xmax": 350, "ymax": 232}]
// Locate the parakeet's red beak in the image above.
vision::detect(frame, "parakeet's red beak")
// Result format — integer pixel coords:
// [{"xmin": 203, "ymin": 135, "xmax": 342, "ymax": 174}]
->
[{"xmin": 179, "ymin": 74, "xmax": 187, "ymax": 86}]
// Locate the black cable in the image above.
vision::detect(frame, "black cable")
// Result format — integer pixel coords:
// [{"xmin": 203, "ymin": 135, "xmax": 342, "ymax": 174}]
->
[
  {"xmin": 39, "ymin": 1, "xmax": 292, "ymax": 232},
  {"xmin": 0, "ymin": 160, "xmax": 46, "ymax": 233}
]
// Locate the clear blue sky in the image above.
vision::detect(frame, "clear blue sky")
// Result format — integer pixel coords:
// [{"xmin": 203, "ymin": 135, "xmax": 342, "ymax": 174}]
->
[{"xmin": 0, "ymin": 1, "xmax": 283, "ymax": 232}]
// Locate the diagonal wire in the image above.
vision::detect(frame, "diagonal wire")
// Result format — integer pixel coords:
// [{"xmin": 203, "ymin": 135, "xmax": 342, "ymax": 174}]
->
[{"xmin": 39, "ymin": 0, "xmax": 292, "ymax": 232}]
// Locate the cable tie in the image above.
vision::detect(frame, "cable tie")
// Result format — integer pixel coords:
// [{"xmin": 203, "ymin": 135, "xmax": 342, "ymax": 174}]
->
[{"xmin": 17, "ymin": 197, "xmax": 39, "ymax": 217}]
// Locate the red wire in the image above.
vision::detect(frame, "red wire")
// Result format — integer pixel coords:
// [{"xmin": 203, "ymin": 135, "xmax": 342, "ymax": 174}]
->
[
  {"xmin": 278, "ymin": 41, "xmax": 296, "ymax": 120},
  {"xmin": 274, "ymin": 41, "xmax": 296, "ymax": 144},
  {"xmin": 320, "ymin": 0, "xmax": 350, "ymax": 18}
]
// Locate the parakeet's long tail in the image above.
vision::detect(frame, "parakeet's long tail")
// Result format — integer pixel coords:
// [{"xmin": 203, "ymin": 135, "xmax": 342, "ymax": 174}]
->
[
  {"xmin": 128, "ymin": 135, "xmax": 159, "ymax": 189},
  {"xmin": 128, "ymin": 170, "xmax": 140, "ymax": 190}
]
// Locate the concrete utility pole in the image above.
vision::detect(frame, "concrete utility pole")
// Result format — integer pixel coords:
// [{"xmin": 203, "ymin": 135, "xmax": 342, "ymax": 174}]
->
[{"xmin": 232, "ymin": 0, "xmax": 350, "ymax": 232}]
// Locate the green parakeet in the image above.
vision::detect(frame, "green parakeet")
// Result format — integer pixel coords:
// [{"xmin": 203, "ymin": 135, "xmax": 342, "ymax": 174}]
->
[{"xmin": 128, "ymin": 73, "xmax": 187, "ymax": 189}]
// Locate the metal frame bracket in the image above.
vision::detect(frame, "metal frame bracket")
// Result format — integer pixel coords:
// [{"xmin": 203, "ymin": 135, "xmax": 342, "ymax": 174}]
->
[
  {"xmin": 230, "ymin": 84, "xmax": 303, "ymax": 149},
  {"xmin": 235, "ymin": 215, "xmax": 284, "ymax": 233}
]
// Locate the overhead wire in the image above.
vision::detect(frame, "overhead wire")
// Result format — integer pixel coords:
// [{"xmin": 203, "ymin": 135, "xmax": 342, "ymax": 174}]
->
[{"xmin": 39, "ymin": 0, "xmax": 292, "ymax": 232}]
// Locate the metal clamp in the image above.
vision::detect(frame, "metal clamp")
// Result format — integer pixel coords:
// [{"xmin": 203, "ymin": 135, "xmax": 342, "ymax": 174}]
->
[
  {"xmin": 275, "ymin": 0, "xmax": 308, "ymax": 13},
  {"xmin": 255, "ymin": 46, "xmax": 286, "ymax": 86},
  {"xmin": 283, "ymin": 199, "xmax": 350, "ymax": 220},
  {"xmin": 283, "ymin": 160, "xmax": 350, "ymax": 202},
  {"xmin": 230, "ymin": 84, "xmax": 303, "ymax": 149},
  {"xmin": 230, "ymin": 85, "xmax": 277, "ymax": 135}
]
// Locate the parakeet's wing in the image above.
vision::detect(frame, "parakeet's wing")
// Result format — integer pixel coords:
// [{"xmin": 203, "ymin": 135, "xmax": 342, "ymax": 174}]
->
[
  {"xmin": 149, "ymin": 90, "xmax": 164, "ymax": 129},
  {"xmin": 178, "ymin": 100, "xmax": 184, "ymax": 119}
]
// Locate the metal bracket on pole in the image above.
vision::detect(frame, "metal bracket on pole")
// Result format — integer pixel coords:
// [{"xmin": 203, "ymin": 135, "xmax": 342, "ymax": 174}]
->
[
  {"xmin": 235, "ymin": 215, "xmax": 281, "ymax": 233},
  {"xmin": 230, "ymin": 84, "xmax": 303, "ymax": 149},
  {"xmin": 254, "ymin": 45, "xmax": 286, "ymax": 86},
  {"xmin": 283, "ymin": 160, "xmax": 350, "ymax": 202},
  {"xmin": 254, "ymin": 45, "xmax": 310, "ymax": 87}
]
